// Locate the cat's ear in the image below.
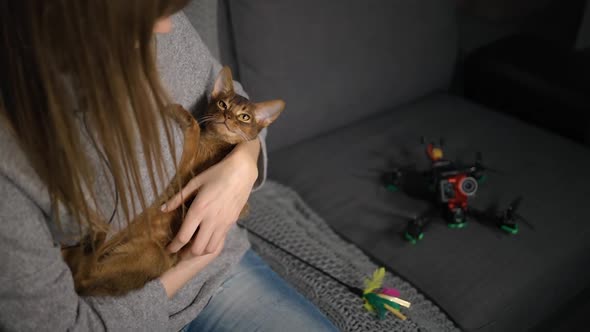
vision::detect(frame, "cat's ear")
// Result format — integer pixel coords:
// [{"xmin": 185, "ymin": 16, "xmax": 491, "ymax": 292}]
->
[
  {"xmin": 212, "ymin": 66, "xmax": 234, "ymax": 99},
  {"xmin": 254, "ymin": 99, "xmax": 285, "ymax": 128}
]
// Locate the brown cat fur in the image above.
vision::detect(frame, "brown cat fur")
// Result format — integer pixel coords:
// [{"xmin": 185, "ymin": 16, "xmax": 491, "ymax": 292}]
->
[{"xmin": 62, "ymin": 67, "xmax": 285, "ymax": 296}]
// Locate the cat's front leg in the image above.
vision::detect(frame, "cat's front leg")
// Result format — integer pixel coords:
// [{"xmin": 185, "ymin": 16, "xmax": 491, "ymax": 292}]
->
[
  {"xmin": 75, "ymin": 242, "xmax": 174, "ymax": 296},
  {"xmin": 159, "ymin": 105, "xmax": 201, "ymax": 201},
  {"xmin": 165, "ymin": 104, "xmax": 199, "ymax": 131}
]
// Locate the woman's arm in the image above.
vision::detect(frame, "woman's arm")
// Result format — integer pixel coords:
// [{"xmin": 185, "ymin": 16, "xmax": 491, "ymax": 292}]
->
[
  {"xmin": 208, "ymin": 62, "xmax": 268, "ymax": 191},
  {"xmin": 229, "ymin": 137, "xmax": 261, "ymax": 181},
  {"xmin": 163, "ymin": 137, "xmax": 259, "ymax": 255},
  {"xmin": 0, "ymin": 177, "xmax": 173, "ymax": 331},
  {"xmin": 159, "ymin": 237, "xmax": 225, "ymax": 298},
  {"xmin": 156, "ymin": 12, "xmax": 269, "ymax": 190},
  {"xmin": 160, "ymin": 13, "xmax": 268, "ymax": 256}
]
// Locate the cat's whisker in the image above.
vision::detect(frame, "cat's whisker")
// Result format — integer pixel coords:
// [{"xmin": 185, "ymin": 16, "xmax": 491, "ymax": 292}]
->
[
  {"xmin": 197, "ymin": 114, "xmax": 216, "ymax": 121},
  {"xmin": 236, "ymin": 127, "xmax": 251, "ymax": 142},
  {"xmin": 197, "ymin": 115, "xmax": 214, "ymax": 122},
  {"xmin": 197, "ymin": 116, "xmax": 217, "ymax": 125}
]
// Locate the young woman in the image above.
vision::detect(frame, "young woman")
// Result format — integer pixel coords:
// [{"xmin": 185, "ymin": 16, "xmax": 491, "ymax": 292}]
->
[{"xmin": 0, "ymin": 1, "xmax": 338, "ymax": 331}]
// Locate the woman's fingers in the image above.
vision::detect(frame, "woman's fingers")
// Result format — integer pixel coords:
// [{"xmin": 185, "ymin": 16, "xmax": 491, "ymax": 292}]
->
[
  {"xmin": 161, "ymin": 176, "xmax": 202, "ymax": 212},
  {"xmin": 190, "ymin": 217, "xmax": 221, "ymax": 256},
  {"xmin": 166, "ymin": 200, "xmax": 207, "ymax": 253},
  {"xmin": 178, "ymin": 236, "xmax": 225, "ymax": 262},
  {"xmin": 205, "ymin": 227, "xmax": 227, "ymax": 255}
]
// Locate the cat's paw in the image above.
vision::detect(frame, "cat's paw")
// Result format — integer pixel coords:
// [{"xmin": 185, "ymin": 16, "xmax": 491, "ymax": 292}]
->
[{"xmin": 166, "ymin": 104, "xmax": 197, "ymax": 129}]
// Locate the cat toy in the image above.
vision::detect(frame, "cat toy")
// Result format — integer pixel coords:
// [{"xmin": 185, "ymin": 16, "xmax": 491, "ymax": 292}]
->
[
  {"xmin": 361, "ymin": 267, "xmax": 411, "ymax": 320},
  {"xmin": 383, "ymin": 137, "xmax": 531, "ymax": 244},
  {"xmin": 238, "ymin": 223, "xmax": 411, "ymax": 320}
]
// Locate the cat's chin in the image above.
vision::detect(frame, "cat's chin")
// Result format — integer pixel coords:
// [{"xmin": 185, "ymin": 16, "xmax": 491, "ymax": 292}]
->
[
  {"xmin": 210, "ymin": 123, "xmax": 251, "ymax": 144},
  {"xmin": 223, "ymin": 136, "xmax": 247, "ymax": 145}
]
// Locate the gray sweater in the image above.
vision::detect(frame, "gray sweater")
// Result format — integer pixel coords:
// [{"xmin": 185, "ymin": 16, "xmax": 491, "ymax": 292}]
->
[{"xmin": 0, "ymin": 13, "xmax": 266, "ymax": 332}]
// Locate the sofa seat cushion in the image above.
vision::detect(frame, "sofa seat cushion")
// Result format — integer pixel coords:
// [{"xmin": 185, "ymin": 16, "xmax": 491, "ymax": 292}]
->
[{"xmin": 268, "ymin": 94, "xmax": 590, "ymax": 331}]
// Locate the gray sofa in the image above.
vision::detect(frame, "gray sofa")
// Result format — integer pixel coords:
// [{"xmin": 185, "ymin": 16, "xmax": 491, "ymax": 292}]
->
[{"xmin": 185, "ymin": 1, "xmax": 590, "ymax": 331}]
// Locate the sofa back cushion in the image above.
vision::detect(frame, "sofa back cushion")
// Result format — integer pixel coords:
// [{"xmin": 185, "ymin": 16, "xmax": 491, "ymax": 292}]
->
[{"xmin": 189, "ymin": 0, "xmax": 458, "ymax": 150}]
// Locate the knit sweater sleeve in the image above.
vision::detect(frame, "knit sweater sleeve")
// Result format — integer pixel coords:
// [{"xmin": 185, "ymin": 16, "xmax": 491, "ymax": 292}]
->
[
  {"xmin": 207, "ymin": 59, "xmax": 269, "ymax": 191},
  {"xmin": 0, "ymin": 175, "xmax": 170, "ymax": 331},
  {"xmin": 159, "ymin": 12, "xmax": 269, "ymax": 190},
  {"xmin": 188, "ymin": 12, "xmax": 269, "ymax": 191}
]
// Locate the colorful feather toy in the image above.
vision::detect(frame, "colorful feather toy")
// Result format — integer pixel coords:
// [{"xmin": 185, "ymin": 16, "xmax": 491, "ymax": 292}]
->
[
  {"xmin": 361, "ymin": 267, "xmax": 411, "ymax": 320},
  {"xmin": 241, "ymin": 225, "xmax": 411, "ymax": 321}
]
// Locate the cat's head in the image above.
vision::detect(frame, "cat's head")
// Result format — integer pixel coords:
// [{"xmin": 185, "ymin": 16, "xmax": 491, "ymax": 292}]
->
[{"xmin": 201, "ymin": 66, "xmax": 285, "ymax": 145}]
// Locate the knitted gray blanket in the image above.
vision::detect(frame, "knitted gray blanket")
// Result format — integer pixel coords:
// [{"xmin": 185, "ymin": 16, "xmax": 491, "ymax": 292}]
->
[{"xmin": 240, "ymin": 181, "xmax": 459, "ymax": 332}]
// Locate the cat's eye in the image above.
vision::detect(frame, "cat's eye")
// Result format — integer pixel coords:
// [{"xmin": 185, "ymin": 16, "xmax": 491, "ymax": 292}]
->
[
  {"xmin": 238, "ymin": 114, "xmax": 251, "ymax": 122},
  {"xmin": 217, "ymin": 100, "xmax": 228, "ymax": 110}
]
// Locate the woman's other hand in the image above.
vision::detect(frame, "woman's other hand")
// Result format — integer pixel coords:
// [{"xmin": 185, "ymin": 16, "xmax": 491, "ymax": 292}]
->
[
  {"xmin": 162, "ymin": 138, "xmax": 260, "ymax": 256},
  {"xmin": 159, "ymin": 237, "xmax": 225, "ymax": 298}
]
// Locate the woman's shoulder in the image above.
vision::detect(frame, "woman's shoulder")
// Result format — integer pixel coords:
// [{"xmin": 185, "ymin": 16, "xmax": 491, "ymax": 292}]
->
[
  {"xmin": 0, "ymin": 122, "xmax": 43, "ymax": 198},
  {"xmin": 156, "ymin": 12, "xmax": 216, "ymax": 111},
  {"xmin": 0, "ymin": 121, "xmax": 62, "ymax": 222}
]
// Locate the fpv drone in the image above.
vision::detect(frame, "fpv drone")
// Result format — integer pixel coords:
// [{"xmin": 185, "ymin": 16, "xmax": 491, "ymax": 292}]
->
[{"xmin": 383, "ymin": 137, "xmax": 529, "ymax": 244}]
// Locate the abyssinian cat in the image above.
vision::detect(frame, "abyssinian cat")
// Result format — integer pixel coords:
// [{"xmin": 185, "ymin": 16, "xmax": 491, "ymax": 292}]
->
[{"xmin": 62, "ymin": 66, "xmax": 285, "ymax": 296}]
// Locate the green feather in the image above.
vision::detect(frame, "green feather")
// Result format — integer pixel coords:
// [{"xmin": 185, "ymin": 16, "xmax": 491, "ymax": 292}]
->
[{"xmin": 363, "ymin": 292, "xmax": 402, "ymax": 319}]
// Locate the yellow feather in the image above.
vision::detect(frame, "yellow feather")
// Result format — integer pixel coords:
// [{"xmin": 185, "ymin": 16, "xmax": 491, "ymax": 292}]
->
[
  {"xmin": 364, "ymin": 300, "xmax": 375, "ymax": 312},
  {"xmin": 363, "ymin": 267, "xmax": 386, "ymax": 294}
]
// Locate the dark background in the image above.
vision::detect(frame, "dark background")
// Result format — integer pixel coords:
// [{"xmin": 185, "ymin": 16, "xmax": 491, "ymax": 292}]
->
[{"xmin": 455, "ymin": 0, "xmax": 589, "ymax": 148}]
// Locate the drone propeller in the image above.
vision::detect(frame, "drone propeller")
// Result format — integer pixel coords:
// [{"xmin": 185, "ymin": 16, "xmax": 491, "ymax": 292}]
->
[
  {"xmin": 473, "ymin": 152, "xmax": 504, "ymax": 175},
  {"xmin": 474, "ymin": 152, "xmax": 486, "ymax": 171},
  {"xmin": 508, "ymin": 196, "xmax": 523, "ymax": 212},
  {"xmin": 420, "ymin": 136, "xmax": 445, "ymax": 147},
  {"xmin": 502, "ymin": 196, "xmax": 534, "ymax": 230}
]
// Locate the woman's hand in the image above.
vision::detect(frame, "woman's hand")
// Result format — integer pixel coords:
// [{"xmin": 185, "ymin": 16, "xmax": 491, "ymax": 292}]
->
[
  {"xmin": 162, "ymin": 138, "xmax": 260, "ymax": 256},
  {"xmin": 159, "ymin": 238, "xmax": 225, "ymax": 298}
]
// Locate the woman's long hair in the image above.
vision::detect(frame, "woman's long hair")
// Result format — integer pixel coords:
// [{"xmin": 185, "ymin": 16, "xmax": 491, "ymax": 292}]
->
[{"xmin": 0, "ymin": 0, "xmax": 189, "ymax": 235}]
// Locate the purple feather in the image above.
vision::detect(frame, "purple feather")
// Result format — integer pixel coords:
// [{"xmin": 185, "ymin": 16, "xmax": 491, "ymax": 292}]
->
[{"xmin": 380, "ymin": 288, "xmax": 401, "ymax": 298}]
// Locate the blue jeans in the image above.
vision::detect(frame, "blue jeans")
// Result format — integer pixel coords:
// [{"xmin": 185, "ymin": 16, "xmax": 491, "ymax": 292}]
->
[{"xmin": 182, "ymin": 250, "xmax": 339, "ymax": 332}]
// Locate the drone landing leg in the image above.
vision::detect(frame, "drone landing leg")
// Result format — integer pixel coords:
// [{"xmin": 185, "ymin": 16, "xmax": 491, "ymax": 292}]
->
[
  {"xmin": 498, "ymin": 197, "xmax": 526, "ymax": 235},
  {"xmin": 404, "ymin": 213, "xmax": 435, "ymax": 245},
  {"xmin": 500, "ymin": 222, "xmax": 519, "ymax": 235},
  {"xmin": 404, "ymin": 221, "xmax": 424, "ymax": 244},
  {"xmin": 447, "ymin": 207, "xmax": 468, "ymax": 229}
]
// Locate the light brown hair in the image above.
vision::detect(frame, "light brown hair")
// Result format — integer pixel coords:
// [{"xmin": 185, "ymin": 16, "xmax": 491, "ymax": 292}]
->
[{"xmin": 0, "ymin": 0, "xmax": 189, "ymax": 235}]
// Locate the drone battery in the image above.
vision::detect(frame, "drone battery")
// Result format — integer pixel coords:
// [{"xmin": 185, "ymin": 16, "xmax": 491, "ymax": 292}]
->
[{"xmin": 439, "ymin": 179, "xmax": 455, "ymax": 202}]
